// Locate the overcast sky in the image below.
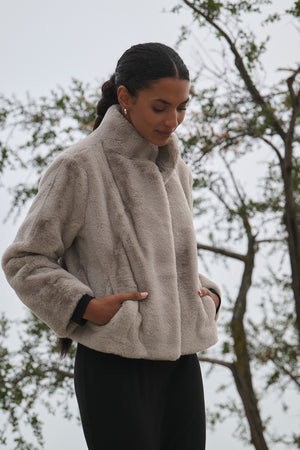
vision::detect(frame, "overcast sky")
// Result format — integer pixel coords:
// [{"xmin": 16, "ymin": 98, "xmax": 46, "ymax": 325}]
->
[
  {"xmin": 0, "ymin": 0, "xmax": 192, "ymax": 98},
  {"xmin": 0, "ymin": 1, "xmax": 298, "ymax": 449}
]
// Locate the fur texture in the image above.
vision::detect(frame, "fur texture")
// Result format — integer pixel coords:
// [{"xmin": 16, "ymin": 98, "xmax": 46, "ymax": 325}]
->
[{"xmin": 2, "ymin": 105, "xmax": 220, "ymax": 360}]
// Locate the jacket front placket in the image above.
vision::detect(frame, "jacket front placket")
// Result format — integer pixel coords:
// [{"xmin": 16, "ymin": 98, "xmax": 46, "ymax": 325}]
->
[{"xmin": 102, "ymin": 140, "xmax": 182, "ymax": 352}]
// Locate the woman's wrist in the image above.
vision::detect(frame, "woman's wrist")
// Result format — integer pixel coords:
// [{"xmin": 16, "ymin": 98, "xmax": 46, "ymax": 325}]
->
[{"xmin": 82, "ymin": 298, "xmax": 99, "ymax": 321}]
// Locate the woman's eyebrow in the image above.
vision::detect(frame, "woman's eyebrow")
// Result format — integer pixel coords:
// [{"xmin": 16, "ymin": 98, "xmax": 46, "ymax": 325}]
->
[{"xmin": 153, "ymin": 97, "xmax": 190, "ymax": 105}]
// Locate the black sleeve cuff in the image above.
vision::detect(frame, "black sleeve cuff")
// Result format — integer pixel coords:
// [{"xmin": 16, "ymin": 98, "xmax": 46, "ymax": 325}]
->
[
  {"xmin": 208, "ymin": 288, "xmax": 221, "ymax": 313},
  {"xmin": 71, "ymin": 294, "xmax": 94, "ymax": 325}
]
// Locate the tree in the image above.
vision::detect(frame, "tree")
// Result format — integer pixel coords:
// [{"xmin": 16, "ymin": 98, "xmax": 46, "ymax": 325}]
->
[
  {"xmin": 0, "ymin": 79, "xmax": 96, "ymax": 219},
  {"xmin": 0, "ymin": 80, "xmax": 96, "ymax": 449},
  {"xmin": 187, "ymin": 149, "xmax": 299, "ymax": 448},
  {"xmin": 0, "ymin": 313, "xmax": 75, "ymax": 450},
  {"xmin": 1, "ymin": 1, "xmax": 300, "ymax": 447},
  {"xmin": 175, "ymin": 0, "xmax": 300, "ymax": 339},
  {"xmin": 170, "ymin": 0, "xmax": 300, "ymax": 448}
]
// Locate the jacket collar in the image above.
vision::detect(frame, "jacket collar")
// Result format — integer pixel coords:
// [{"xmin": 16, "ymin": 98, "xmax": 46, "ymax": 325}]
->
[{"xmin": 95, "ymin": 105, "xmax": 180, "ymax": 183}]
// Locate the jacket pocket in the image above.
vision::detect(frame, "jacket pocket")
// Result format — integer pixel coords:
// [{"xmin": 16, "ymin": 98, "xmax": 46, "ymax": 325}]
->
[
  {"xmin": 87, "ymin": 298, "xmax": 142, "ymax": 342},
  {"xmin": 87, "ymin": 243, "xmax": 141, "ymax": 337},
  {"xmin": 107, "ymin": 243, "xmax": 138, "ymax": 294},
  {"xmin": 201, "ymin": 295, "xmax": 217, "ymax": 322}
]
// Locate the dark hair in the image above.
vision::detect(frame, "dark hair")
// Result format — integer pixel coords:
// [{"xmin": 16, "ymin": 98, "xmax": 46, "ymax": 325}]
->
[
  {"xmin": 58, "ymin": 337, "xmax": 72, "ymax": 358},
  {"xmin": 93, "ymin": 42, "xmax": 189, "ymax": 130}
]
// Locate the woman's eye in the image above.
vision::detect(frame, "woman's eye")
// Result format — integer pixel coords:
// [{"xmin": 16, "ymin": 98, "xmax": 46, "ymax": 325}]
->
[{"xmin": 152, "ymin": 106, "xmax": 187, "ymax": 113}]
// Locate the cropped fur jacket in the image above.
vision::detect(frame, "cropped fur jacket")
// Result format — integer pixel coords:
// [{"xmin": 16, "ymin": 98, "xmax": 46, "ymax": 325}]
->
[{"xmin": 2, "ymin": 105, "xmax": 220, "ymax": 360}]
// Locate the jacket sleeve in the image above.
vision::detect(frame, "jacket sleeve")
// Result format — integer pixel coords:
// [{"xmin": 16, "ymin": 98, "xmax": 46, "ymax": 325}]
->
[
  {"xmin": 183, "ymin": 161, "xmax": 222, "ymax": 319},
  {"xmin": 1, "ymin": 156, "xmax": 94, "ymax": 337}
]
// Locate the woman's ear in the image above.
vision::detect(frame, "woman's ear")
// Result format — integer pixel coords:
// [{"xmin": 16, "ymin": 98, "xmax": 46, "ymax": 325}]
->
[{"xmin": 117, "ymin": 85, "xmax": 132, "ymax": 110}]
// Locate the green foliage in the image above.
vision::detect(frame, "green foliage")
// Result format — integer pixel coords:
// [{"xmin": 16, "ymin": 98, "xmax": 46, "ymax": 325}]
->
[
  {"xmin": 175, "ymin": 0, "xmax": 300, "ymax": 448},
  {"xmin": 0, "ymin": 78, "xmax": 100, "ymax": 448},
  {"xmin": 286, "ymin": 0, "xmax": 300, "ymax": 17},
  {"xmin": 0, "ymin": 312, "xmax": 76, "ymax": 449},
  {"xmin": 0, "ymin": 79, "xmax": 98, "ymax": 217}
]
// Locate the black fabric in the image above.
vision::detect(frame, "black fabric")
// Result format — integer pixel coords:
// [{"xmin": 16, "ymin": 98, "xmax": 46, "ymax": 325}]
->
[
  {"xmin": 74, "ymin": 344, "xmax": 206, "ymax": 450},
  {"xmin": 71, "ymin": 294, "xmax": 94, "ymax": 325},
  {"xmin": 208, "ymin": 288, "xmax": 221, "ymax": 313}
]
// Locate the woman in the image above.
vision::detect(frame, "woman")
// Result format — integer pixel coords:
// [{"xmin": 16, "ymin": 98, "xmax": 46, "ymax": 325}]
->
[{"xmin": 2, "ymin": 43, "xmax": 221, "ymax": 450}]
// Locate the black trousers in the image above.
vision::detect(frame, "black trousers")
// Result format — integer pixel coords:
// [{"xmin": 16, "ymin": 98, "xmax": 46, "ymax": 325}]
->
[{"xmin": 74, "ymin": 344, "xmax": 206, "ymax": 450}]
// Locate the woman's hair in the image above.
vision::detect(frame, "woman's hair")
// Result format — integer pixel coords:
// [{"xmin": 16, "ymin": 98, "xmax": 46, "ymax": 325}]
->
[
  {"xmin": 58, "ymin": 337, "xmax": 72, "ymax": 358},
  {"xmin": 93, "ymin": 42, "xmax": 189, "ymax": 130}
]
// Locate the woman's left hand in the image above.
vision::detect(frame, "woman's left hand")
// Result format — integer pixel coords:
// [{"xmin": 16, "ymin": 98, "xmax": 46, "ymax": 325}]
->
[{"xmin": 198, "ymin": 287, "xmax": 220, "ymax": 311}]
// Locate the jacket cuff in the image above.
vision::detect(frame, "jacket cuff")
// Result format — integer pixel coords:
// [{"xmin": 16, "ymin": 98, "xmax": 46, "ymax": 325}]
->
[
  {"xmin": 208, "ymin": 288, "xmax": 221, "ymax": 313},
  {"xmin": 71, "ymin": 294, "xmax": 94, "ymax": 325}
]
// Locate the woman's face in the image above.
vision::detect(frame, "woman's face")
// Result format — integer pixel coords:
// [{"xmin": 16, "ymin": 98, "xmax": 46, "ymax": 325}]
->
[{"xmin": 118, "ymin": 77, "xmax": 190, "ymax": 146}]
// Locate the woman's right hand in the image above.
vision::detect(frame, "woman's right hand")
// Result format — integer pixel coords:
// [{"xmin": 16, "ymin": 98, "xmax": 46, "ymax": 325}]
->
[{"xmin": 82, "ymin": 291, "xmax": 148, "ymax": 325}]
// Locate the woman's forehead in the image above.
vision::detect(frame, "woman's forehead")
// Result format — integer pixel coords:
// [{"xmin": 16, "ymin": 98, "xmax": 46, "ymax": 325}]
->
[{"xmin": 139, "ymin": 77, "xmax": 190, "ymax": 103}]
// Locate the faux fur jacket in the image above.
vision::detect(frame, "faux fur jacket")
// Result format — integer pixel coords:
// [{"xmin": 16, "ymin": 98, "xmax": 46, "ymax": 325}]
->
[{"xmin": 2, "ymin": 105, "xmax": 220, "ymax": 360}]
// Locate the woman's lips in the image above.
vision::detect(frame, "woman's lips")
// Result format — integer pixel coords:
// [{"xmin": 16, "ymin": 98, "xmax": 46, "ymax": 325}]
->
[{"xmin": 156, "ymin": 130, "xmax": 173, "ymax": 138}]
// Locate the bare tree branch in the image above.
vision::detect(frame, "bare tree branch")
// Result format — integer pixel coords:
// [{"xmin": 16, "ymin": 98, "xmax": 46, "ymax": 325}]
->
[
  {"xmin": 256, "ymin": 238, "xmax": 288, "ymax": 244},
  {"xmin": 197, "ymin": 242, "xmax": 246, "ymax": 262},
  {"xmin": 286, "ymin": 68, "xmax": 300, "ymax": 160},
  {"xmin": 182, "ymin": 0, "xmax": 287, "ymax": 143},
  {"xmin": 10, "ymin": 366, "xmax": 73, "ymax": 386},
  {"xmin": 198, "ymin": 355, "xmax": 234, "ymax": 370},
  {"xmin": 259, "ymin": 136, "xmax": 283, "ymax": 162}
]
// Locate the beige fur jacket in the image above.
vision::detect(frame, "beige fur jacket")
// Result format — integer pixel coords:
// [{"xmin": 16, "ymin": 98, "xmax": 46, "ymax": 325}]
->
[{"xmin": 2, "ymin": 105, "xmax": 220, "ymax": 360}]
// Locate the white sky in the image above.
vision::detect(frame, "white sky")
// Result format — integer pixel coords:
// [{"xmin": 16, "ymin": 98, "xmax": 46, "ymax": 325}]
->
[
  {"xmin": 0, "ymin": 0, "xmax": 192, "ymax": 98},
  {"xmin": 0, "ymin": 1, "xmax": 298, "ymax": 449}
]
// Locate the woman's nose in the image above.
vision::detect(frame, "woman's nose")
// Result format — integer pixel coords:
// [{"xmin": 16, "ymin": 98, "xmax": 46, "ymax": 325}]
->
[{"xmin": 164, "ymin": 111, "xmax": 179, "ymax": 129}]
